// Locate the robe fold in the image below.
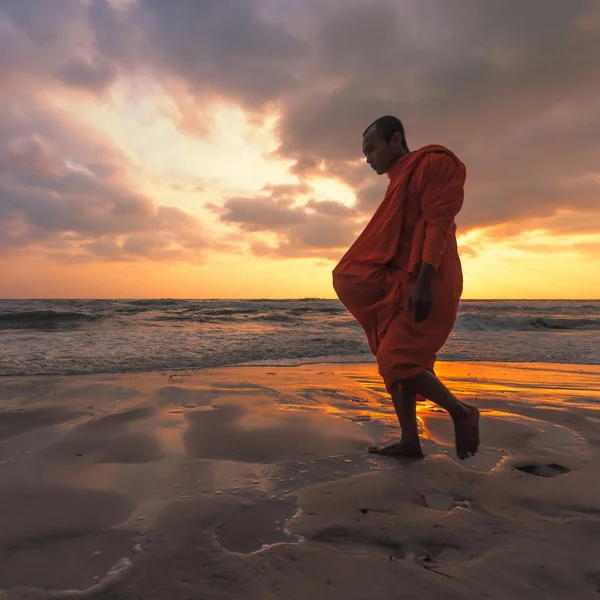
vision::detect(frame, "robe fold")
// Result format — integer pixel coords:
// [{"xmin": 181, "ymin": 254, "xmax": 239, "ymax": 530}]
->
[{"xmin": 332, "ymin": 145, "xmax": 465, "ymax": 392}]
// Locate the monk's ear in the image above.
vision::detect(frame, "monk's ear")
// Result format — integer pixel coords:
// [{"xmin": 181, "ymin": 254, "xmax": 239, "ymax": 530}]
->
[{"xmin": 390, "ymin": 131, "xmax": 403, "ymax": 146}]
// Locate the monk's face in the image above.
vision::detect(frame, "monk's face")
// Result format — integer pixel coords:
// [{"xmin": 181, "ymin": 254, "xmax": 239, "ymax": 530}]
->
[{"xmin": 362, "ymin": 126, "xmax": 405, "ymax": 175}]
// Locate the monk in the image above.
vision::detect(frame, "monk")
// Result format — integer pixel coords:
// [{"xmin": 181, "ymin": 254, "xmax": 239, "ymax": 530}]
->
[{"xmin": 333, "ymin": 116, "xmax": 480, "ymax": 460}]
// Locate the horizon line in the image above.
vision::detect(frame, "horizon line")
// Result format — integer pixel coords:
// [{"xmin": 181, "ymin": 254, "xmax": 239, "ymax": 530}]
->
[{"xmin": 1, "ymin": 298, "xmax": 599, "ymax": 302}]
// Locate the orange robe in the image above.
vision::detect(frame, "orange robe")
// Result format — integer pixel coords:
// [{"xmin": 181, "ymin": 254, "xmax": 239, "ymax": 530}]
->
[{"xmin": 333, "ymin": 145, "xmax": 465, "ymax": 392}]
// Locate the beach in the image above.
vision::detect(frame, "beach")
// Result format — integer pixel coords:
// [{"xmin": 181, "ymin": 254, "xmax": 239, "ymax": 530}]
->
[
  {"xmin": 1, "ymin": 361, "xmax": 600, "ymax": 599},
  {"xmin": 2, "ymin": 0, "xmax": 600, "ymax": 597}
]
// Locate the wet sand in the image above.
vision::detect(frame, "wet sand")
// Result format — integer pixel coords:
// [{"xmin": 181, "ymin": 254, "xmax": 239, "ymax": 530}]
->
[{"xmin": 0, "ymin": 362, "xmax": 599, "ymax": 599}]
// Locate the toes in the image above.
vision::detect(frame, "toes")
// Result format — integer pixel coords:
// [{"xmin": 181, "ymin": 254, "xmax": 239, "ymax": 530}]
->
[
  {"xmin": 457, "ymin": 445, "xmax": 475, "ymax": 460},
  {"xmin": 455, "ymin": 407, "xmax": 480, "ymax": 460},
  {"xmin": 458, "ymin": 446, "xmax": 477, "ymax": 460}
]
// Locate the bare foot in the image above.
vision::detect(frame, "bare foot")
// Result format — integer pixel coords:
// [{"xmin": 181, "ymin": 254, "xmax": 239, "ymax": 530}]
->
[
  {"xmin": 453, "ymin": 404, "xmax": 480, "ymax": 460},
  {"xmin": 368, "ymin": 441, "xmax": 424, "ymax": 459}
]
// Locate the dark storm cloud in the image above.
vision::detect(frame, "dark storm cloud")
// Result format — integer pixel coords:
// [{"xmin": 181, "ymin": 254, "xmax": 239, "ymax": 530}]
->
[
  {"xmin": 89, "ymin": 0, "xmax": 307, "ymax": 107},
  {"xmin": 272, "ymin": 0, "xmax": 600, "ymax": 230},
  {"xmin": 459, "ymin": 95, "xmax": 600, "ymax": 230}
]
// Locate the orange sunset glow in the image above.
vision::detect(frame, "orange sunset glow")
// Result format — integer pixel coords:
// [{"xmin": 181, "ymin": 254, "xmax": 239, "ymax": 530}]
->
[{"xmin": 1, "ymin": 1, "xmax": 600, "ymax": 300}]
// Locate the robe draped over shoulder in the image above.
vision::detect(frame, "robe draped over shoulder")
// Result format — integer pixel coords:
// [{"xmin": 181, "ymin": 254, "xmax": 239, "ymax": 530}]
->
[{"xmin": 332, "ymin": 145, "xmax": 465, "ymax": 391}]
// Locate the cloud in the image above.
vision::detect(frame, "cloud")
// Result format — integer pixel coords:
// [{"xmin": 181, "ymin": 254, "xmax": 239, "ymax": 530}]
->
[
  {"xmin": 0, "ymin": 92, "xmax": 207, "ymax": 262},
  {"xmin": 573, "ymin": 242, "xmax": 600, "ymax": 257},
  {"xmin": 2, "ymin": 0, "xmax": 600, "ymax": 265},
  {"xmin": 55, "ymin": 55, "xmax": 117, "ymax": 93},
  {"xmin": 88, "ymin": 0, "xmax": 307, "ymax": 110},
  {"xmin": 0, "ymin": 0, "xmax": 110, "ymax": 94},
  {"xmin": 213, "ymin": 195, "xmax": 307, "ymax": 232},
  {"xmin": 213, "ymin": 184, "xmax": 359, "ymax": 259},
  {"xmin": 470, "ymin": 209, "xmax": 600, "ymax": 245},
  {"xmin": 457, "ymin": 245, "xmax": 479, "ymax": 259},
  {"xmin": 353, "ymin": 179, "xmax": 388, "ymax": 213},
  {"xmin": 305, "ymin": 199, "xmax": 355, "ymax": 218},
  {"xmin": 268, "ymin": 0, "xmax": 600, "ymax": 231}
]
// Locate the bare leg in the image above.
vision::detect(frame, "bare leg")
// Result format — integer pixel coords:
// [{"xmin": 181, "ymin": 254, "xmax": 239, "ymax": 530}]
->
[
  {"xmin": 403, "ymin": 370, "xmax": 479, "ymax": 460},
  {"xmin": 369, "ymin": 383, "xmax": 424, "ymax": 458}
]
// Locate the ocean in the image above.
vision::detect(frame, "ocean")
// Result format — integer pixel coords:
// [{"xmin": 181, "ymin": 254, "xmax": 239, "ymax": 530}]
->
[{"xmin": 1, "ymin": 299, "xmax": 599, "ymax": 376}]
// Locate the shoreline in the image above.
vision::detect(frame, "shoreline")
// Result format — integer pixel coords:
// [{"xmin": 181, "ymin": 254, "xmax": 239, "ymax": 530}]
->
[
  {"xmin": 2, "ymin": 357, "xmax": 600, "ymax": 380},
  {"xmin": 1, "ymin": 362, "xmax": 600, "ymax": 598}
]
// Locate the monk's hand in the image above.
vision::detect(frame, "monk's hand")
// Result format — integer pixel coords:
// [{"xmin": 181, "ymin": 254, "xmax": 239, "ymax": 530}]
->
[{"xmin": 407, "ymin": 282, "xmax": 433, "ymax": 323}]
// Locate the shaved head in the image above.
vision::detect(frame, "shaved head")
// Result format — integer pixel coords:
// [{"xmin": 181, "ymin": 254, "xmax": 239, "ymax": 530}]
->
[
  {"xmin": 363, "ymin": 116, "xmax": 409, "ymax": 152},
  {"xmin": 362, "ymin": 116, "xmax": 409, "ymax": 175}
]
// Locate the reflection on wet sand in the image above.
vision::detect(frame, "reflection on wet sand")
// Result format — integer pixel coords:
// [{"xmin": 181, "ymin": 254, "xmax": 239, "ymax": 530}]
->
[{"xmin": 0, "ymin": 362, "xmax": 599, "ymax": 598}]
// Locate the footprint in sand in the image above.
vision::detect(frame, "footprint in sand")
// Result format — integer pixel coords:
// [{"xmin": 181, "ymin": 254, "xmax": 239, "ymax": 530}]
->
[
  {"xmin": 215, "ymin": 498, "xmax": 300, "ymax": 554},
  {"xmin": 514, "ymin": 463, "xmax": 571, "ymax": 478},
  {"xmin": 414, "ymin": 492, "xmax": 471, "ymax": 512}
]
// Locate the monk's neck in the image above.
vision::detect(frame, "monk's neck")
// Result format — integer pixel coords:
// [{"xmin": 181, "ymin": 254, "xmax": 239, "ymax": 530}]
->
[{"xmin": 386, "ymin": 151, "xmax": 410, "ymax": 179}]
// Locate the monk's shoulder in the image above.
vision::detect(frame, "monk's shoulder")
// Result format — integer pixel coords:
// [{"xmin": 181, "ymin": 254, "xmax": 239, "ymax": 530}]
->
[{"xmin": 414, "ymin": 146, "xmax": 465, "ymax": 181}]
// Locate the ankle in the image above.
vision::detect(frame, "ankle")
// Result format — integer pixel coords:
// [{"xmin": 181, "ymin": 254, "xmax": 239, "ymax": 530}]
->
[
  {"xmin": 450, "ymin": 403, "xmax": 471, "ymax": 420},
  {"xmin": 400, "ymin": 437, "xmax": 421, "ymax": 447}
]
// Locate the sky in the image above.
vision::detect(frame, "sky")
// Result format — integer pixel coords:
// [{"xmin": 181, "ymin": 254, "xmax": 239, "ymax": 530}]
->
[{"xmin": 1, "ymin": 0, "xmax": 600, "ymax": 299}]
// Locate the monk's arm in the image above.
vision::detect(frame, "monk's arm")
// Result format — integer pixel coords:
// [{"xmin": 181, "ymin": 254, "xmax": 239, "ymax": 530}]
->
[
  {"xmin": 415, "ymin": 261, "xmax": 436, "ymax": 289},
  {"xmin": 418, "ymin": 153, "xmax": 466, "ymax": 273}
]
